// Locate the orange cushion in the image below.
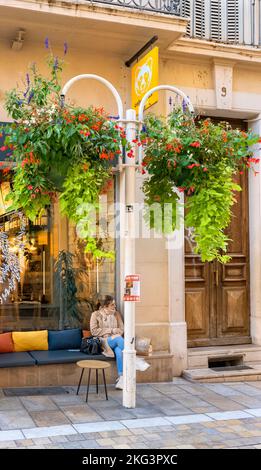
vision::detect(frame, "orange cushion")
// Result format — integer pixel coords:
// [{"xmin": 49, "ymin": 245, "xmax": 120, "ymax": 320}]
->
[
  {"xmin": 82, "ymin": 330, "xmax": 91, "ymax": 338},
  {"xmin": 0, "ymin": 332, "xmax": 14, "ymax": 353}
]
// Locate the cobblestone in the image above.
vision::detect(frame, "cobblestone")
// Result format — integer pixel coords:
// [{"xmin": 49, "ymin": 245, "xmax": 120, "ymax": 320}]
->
[{"xmin": 0, "ymin": 379, "xmax": 261, "ymax": 448}]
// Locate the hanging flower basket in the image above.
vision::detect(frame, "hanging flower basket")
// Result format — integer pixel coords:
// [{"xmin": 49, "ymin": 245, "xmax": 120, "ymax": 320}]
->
[
  {"xmin": 0, "ymin": 56, "xmax": 127, "ymax": 259},
  {"xmin": 141, "ymin": 110, "xmax": 260, "ymax": 263}
]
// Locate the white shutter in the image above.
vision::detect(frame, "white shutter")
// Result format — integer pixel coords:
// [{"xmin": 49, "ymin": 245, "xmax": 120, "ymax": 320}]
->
[
  {"xmin": 227, "ymin": 0, "xmax": 240, "ymax": 42},
  {"xmin": 210, "ymin": 0, "xmax": 222, "ymax": 42},
  {"xmin": 180, "ymin": 0, "xmax": 245, "ymax": 44},
  {"xmin": 180, "ymin": 0, "xmax": 192, "ymax": 36},
  {"xmin": 194, "ymin": 0, "xmax": 205, "ymax": 38}
]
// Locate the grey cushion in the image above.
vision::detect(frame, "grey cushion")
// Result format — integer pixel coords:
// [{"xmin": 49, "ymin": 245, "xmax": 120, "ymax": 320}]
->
[
  {"xmin": 29, "ymin": 350, "xmax": 114, "ymax": 365},
  {"xmin": 0, "ymin": 352, "xmax": 36, "ymax": 368}
]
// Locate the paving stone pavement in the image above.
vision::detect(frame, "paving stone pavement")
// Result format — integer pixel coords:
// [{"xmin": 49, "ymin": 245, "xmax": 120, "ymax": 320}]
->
[{"xmin": 0, "ymin": 378, "xmax": 261, "ymax": 448}]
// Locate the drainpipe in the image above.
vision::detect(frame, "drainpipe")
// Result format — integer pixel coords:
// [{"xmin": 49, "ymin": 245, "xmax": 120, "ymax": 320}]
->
[
  {"xmin": 258, "ymin": 0, "xmax": 261, "ymax": 45},
  {"xmin": 251, "ymin": 0, "xmax": 255, "ymax": 45}
]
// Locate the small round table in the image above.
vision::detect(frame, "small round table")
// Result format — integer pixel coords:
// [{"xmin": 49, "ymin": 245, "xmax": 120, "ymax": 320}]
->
[{"xmin": 76, "ymin": 360, "xmax": 111, "ymax": 402}]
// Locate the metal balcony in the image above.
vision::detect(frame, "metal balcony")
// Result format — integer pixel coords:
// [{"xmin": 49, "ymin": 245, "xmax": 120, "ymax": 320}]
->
[{"xmin": 83, "ymin": 0, "xmax": 181, "ymax": 15}]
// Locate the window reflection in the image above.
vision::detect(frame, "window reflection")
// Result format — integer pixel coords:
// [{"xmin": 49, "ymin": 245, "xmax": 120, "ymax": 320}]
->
[{"xmin": 0, "ymin": 209, "xmax": 57, "ymax": 331}]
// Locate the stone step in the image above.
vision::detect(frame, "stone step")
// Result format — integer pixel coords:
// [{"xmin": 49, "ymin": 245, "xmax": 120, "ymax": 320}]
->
[
  {"xmin": 188, "ymin": 344, "xmax": 261, "ymax": 369},
  {"xmin": 183, "ymin": 362, "xmax": 261, "ymax": 383}
]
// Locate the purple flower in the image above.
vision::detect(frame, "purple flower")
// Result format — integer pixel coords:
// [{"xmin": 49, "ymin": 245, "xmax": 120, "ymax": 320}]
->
[
  {"xmin": 17, "ymin": 99, "xmax": 23, "ymax": 107},
  {"xmin": 44, "ymin": 37, "xmax": 49, "ymax": 49},
  {"xmin": 64, "ymin": 42, "xmax": 68, "ymax": 55},
  {"xmin": 182, "ymin": 99, "xmax": 187, "ymax": 113},
  {"xmin": 28, "ymin": 91, "xmax": 34, "ymax": 104},
  {"xmin": 23, "ymin": 74, "xmax": 30, "ymax": 97}
]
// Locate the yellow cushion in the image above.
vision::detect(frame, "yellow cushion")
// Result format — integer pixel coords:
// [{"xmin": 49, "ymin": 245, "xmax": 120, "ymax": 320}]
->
[{"xmin": 12, "ymin": 330, "xmax": 48, "ymax": 352}]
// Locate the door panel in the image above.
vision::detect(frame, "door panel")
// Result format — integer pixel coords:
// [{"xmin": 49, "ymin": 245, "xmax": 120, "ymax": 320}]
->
[
  {"xmin": 185, "ymin": 261, "xmax": 210, "ymax": 340},
  {"xmin": 185, "ymin": 119, "xmax": 250, "ymax": 347}
]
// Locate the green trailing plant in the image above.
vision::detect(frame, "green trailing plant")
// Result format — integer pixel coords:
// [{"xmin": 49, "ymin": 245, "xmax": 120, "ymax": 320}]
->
[
  {"xmin": 0, "ymin": 53, "xmax": 127, "ymax": 259},
  {"xmin": 141, "ymin": 110, "xmax": 260, "ymax": 263},
  {"xmin": 54, "ymin": 250, "xmax": 81, "ymax": 329}
]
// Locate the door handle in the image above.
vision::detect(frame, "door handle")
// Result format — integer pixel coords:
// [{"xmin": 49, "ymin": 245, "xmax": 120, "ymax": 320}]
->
[{"xmin": 213, "ymin": 264, "xmax": 219, "ymax": 287}]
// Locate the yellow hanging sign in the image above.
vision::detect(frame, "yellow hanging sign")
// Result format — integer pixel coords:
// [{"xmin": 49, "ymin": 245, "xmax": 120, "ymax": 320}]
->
[{"xmin": 131, "ymin": 46, "xmax": 158, "ymax": 112}]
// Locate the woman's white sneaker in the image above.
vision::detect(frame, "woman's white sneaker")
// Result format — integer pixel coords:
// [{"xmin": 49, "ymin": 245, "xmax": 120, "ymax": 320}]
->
[{"xmin": 115, "ymin": 375, "xmax": 123, "ymax": 390}]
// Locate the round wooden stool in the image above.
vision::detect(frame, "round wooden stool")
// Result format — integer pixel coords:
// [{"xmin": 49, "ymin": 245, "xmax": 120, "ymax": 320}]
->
[{"xmin": 76, "ymin": 360, "xmax": 111, "ymax": 402}]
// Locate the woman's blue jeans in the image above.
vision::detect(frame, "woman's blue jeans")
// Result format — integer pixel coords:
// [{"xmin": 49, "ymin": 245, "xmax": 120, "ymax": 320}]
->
[{"xmin": 107, "ymin": 336, "xmax": 124, "ymax": 376}]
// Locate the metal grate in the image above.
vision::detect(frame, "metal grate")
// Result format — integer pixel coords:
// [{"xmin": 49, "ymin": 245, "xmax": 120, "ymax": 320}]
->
[
  {"xmin": 208, "ymin": 355, "xmax": 253, "ymax": 372},
  {"xmin": 3, "ymin": 387, "xmax": 69, "ymax": 396},
  {"xmin": 210, "ymin": 365, "xmax": 253, "ymax": 372}
]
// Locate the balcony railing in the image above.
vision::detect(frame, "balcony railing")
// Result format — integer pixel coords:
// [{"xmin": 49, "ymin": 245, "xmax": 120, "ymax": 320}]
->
[{"xmin": 83, "ymin": 0, "xmax": 181, "ymax": 15}]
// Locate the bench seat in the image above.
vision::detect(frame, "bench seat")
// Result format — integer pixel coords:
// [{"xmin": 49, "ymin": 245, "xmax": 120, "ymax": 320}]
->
[
  {"xmin": 0, "ymin": 352, "xmax": 36, "ymax": 368},
  {"xmin": 29, "ymin": 350, "xmax": 114, "ymax": 365}
]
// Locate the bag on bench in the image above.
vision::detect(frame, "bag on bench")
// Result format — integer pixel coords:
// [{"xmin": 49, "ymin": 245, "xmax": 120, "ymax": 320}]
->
[{"xmin": 80, "ymin": 336, "xmax": 102, "ymax": 355}]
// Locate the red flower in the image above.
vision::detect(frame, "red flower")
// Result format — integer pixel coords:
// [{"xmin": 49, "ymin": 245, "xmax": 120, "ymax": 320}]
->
[
  {"xmin": 190, "ymin": 141, "xmax": 201, "ymax": 148},
  {"xmin": 99, "ymin": 152, "xmax": 109, "ymax": 160},
  {"xmin": 21, "ymin": 158, "xmax": 29, "ymax": 168},
  {"xmin": 91, "ymin": 122, "xmax": 102, "ymax": 132},
  {"xmin": 27, "ymin": 185, "xmax": 33, "ymax": 190},
  {"xmin": 166, "ymin": 144, "xmax": 173, "ymax": 151},
  {"xmin": 3, "ymin": 167, "xmax": 10, "ymax": 174},
  {"xmin": 127, "ymin": 150, "xmax": 135, "ymax": 158},
  {"xmin": 78, "ymin": 114, "xmax": 88, "ymax": 122},
  {"xmin": 203, "ymin": 167, "xmax": 208, "ymax": 172},
  {"xmin": 0, "ymin": 146, "xmax": 8, "ymax": 152}
]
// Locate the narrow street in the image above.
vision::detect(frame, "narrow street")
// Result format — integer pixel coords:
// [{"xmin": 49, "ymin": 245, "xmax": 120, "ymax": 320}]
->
[{"xmin": 0, "ymin": 378, "xmax": 261, "ymax": 449}]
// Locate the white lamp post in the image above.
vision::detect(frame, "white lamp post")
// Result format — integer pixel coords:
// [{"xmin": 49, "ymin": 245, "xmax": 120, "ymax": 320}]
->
[
  {"xmin": 61, "ymin": 76, "xmax": 194, "ymax": 409},
  {"xmin": 61, "ymin": 75, "xmax": 137, "ymax": 408}
]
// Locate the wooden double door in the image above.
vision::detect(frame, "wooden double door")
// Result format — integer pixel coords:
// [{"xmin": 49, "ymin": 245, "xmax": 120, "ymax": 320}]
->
[{"xmin": 185, "ymin": 120, "xmax": 250, "ymax": 347}]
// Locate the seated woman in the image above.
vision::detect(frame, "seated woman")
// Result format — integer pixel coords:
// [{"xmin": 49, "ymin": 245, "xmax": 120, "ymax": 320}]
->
[{"xmin": 90, "ymin": 295, "xmax": 124, "ymax": 390}]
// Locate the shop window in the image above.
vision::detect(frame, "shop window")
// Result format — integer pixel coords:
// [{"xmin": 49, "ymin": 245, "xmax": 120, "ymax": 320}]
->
[
  {"xmin": 0, "ymin": 202, "xmax": 58, "ymax": 331},
  {"xmin": 68, "ymin": 182, "xmax": 116, "ymax": 330}
]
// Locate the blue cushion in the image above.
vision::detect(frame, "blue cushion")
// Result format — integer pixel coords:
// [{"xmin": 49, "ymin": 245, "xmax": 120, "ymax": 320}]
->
[
  {"xmin": 29, "ymin": 350, "xmax": 113, "ymax": 365},
  {"xmin": 48, "ymin": 329, "xmax": 82, "ymax": 350},
  {"xmin": 0, "ymin": 352, "xmax": 36, "ymax": 368}
]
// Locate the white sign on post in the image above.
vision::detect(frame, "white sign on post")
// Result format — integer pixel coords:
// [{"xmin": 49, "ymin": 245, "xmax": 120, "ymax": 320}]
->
[{"xmin": 123, "ymin": 274, "xmax": 141, "ymax": 302}]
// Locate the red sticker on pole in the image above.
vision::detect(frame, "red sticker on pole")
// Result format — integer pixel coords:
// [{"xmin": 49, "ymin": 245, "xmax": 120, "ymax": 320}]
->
[{"xmin": 123, "ymin": 274, "xmax": 141, "ymax": 302}]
